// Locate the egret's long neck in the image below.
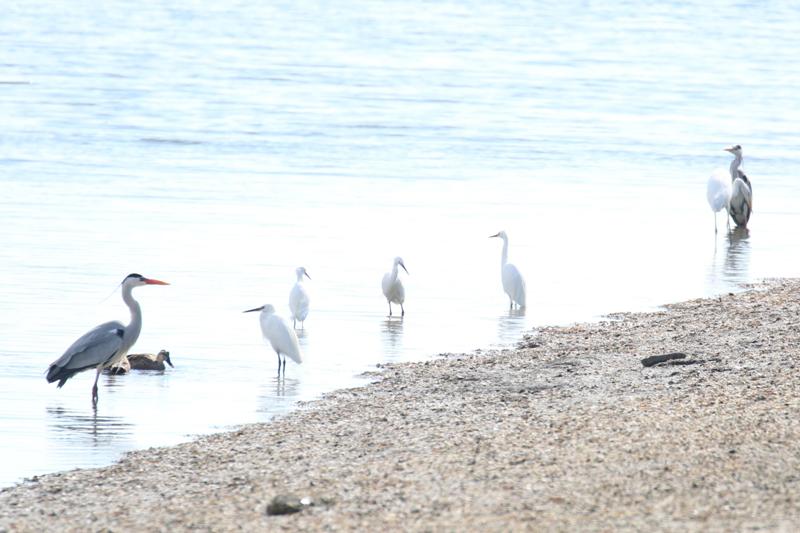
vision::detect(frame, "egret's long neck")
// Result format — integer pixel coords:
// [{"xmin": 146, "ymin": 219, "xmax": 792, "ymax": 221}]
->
[
  {"xmin": 296, "ymin": 272, "xmax": 304, "ymax": 283},
  {"xmin": 500, "ymin": 237, "xmax": 509, "ymax": 267},
  {"xmin": 122, "ymin": 283, "xmax": 142, "ymax": 338},
  {"xmin": 390, "ymin": 263, "xmax": 399, "ymax": 281},
  {"xmin": 729, "ymin": 153, "xmax": 742, "ymax": 179}
]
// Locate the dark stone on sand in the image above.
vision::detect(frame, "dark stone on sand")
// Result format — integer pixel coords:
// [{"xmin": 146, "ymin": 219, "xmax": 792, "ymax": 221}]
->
[
  {"xmin": 266, "ymin": 494, "xmax": 305, "ymax": 516},
  {"xmin": 640, "ymin": 352, "xmax": 687, "ymax": 367}
]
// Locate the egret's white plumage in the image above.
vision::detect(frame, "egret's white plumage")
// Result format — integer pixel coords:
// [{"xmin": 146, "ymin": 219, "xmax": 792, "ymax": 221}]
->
[
  {"xmin": 707, "ymin": 167, "xmax": 732, "ymax": 233},
  {"xmin": 490, "ymin": 231, "xmax": 526, "ymax": 309},
  {"xmin": 288, "ymin": 267, "xmax": 311, "ymax": 329},
  {"xmin": 725, "ymin": 144, "xmax": 752, "ymax": 228},
  {"xmin": 382, "ymin": 256, "xmax": 408, "ymax": 316},
  {"xmin": 46, "ymin": 273, "xmax": 169, "ymax": 405},
  {"xmin": 244, "ymin": 304, "xmax": 302, "ymax": 376}
]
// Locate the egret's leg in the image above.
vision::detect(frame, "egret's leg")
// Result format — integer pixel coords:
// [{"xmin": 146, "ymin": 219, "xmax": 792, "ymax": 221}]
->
[
  {"xmin": 714, "ymin": 212, "xmax": 718, "ymax": 234},
  {"xmin": 293, "ymin": 318, "xmax": 297, "ymax": 329},
  {"xmin": 277, "ymin": 353, "xmax": 282, "ymax": 376},
  {"xmin": 509, "ymin": 298, "xmax": 514, "ymax": 310},
  {"xmin": 92, "ymin": 367, "xmax": 101, "ymax": 405},
  {"xmin": 388, "ymin": 303, "xmax": 392, "ymax": 316},
  {"xmin": 401, "ymin": 303, "xmax": 405, "ymax": 317}
]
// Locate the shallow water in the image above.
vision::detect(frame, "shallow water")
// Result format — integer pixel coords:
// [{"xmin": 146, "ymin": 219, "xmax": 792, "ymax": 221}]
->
[{"xmin": 2, "ymin": 1, "xmax": 800, "ymax": 487}]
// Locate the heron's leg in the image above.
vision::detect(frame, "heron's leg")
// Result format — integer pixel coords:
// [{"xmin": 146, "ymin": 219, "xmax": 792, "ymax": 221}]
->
[
  {"xmin": 388, "ymin": 303, "xmax": 392, "ymax": 316},
  {"xmin": 714, "ymin": 213, "xmax": 718, "ymax": 234},
  {"xmin": 92, "ymin": 367, "xmax": 101, "ymax": 405},
  {"xmin": 509, "ymin": 298, "xmax": 513, "ymax": 310},
  {"xmin": 401, "ymin": 303, "xmax": 405, "ymax": 317},
  {"xmin": 293, "ymin": 318, "xmax": 297, "ymax": 329},
  {"xmin": 277, "ymin": 353, "xmax": 282, "ymax": 376},
  {"xmin": 282, "ymin": 358, "xmax": 286, "ymax": 375}
]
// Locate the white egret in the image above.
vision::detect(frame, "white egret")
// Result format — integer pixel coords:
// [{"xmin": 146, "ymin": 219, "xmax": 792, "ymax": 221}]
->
[
  {"xmin": 288, "ymin": 266, "xmax": 311, "ymax": 329},
  {"xmin": 707, "ymin": 167, "xmax": 732, "ymax": 233},
  {"xmin": 46, "ymin": 273, "xmax": 169, "ymax": 405},
  {"xmin": 128, "ymin": 349, "xmax": 173, "ymax": 371},
  {"xmin": 244, "ymin": 304, "xmax": 302, "ymax": 376},
  {"xmin": 725, "ymin": 144, "xmax": 753, "ymax": 228},
  {"xmin": 382, "ymin": 257, "xmax": 408, "ymax": 317},
  {"xmin": 490, "ymin": 231, "xmax": 526, "ymax": 310}
]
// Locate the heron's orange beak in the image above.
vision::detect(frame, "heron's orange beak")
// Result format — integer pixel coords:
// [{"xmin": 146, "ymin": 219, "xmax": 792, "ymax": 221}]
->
[{"xmin": 145, "ymin": 278, "xmax": 170, "ymax": 285}]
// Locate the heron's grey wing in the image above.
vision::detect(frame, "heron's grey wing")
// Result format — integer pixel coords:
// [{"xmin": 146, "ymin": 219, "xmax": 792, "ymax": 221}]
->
[
  {"xmin": 47, "ymin": 321, "xmax": 125, "ymax": 385},
  {"xmin": 740, "ymin": 172, "xmax": 753, "ymax": 212}
]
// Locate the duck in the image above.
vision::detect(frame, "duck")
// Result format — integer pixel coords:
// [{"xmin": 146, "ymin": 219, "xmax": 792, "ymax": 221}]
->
[{"xmin": 127, "ymin": 349, "xmax": 174, "ymax": 371}]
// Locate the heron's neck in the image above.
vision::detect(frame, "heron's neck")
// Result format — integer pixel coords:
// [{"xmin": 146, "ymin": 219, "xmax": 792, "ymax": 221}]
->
[
  {"xmin": 729, "ymin": 154, "xmax": 742, "ymax": 179},
  {"xmin": 391, "ymin": 263, "xmax": 399, "ymax": 281},
  {"xmin": 296, "ymin": 272, "xmax": 304, "ymax": 283},
  {"xmin": 500, "ymin": 238, "xmax": 508, "ymax": 267},
  {"xmin": 122, "ymin": 284, "xmax": 142, "ymax": 333}
]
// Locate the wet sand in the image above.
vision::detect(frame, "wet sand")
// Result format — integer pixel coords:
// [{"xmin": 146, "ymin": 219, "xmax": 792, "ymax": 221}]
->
[{"xmin": 2, "ymin": 279, "xmax": 800, "ymax": 532}]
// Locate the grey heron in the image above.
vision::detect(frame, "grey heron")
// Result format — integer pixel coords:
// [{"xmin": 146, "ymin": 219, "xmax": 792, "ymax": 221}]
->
[
  {"xmin": 128, "ymin": 349, "xmax": 173, "ymax": 370},
  {"xmin": 46, "ymin": 273, "xmax": 169, "ymax": 405},
  {"xmin": 243, "ymin": 304, "xmax": 302, "ymax": 376},
  {"xmin": 381, "ymin": 257, "xmax": 408, "ymax": 317},
  {"xmin": 490, "ymin": 231, "xmax": 527, "ymax": 310},
  {"xmin": 288, "ymin": 267, "xmax": 311, "ymax": 329},
  {"xmin": 725, "ymin": 144, "xmax": 753, "ymax": 228}
]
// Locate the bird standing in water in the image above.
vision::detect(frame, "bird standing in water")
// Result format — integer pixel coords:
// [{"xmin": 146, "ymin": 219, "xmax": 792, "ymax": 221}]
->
[
  {"xmin": 382, "ymin": 257, "xmax": 408, "ymax": 317},
  {"xmin": 46, "ymin": 273, "xmax": 169, "ymax": 405},
  {"xmin": 244, "ymin": 304, "xmax": 303, "ymax": 376},
  {"xmin": 725, "ymin": 144, "xmax": 753, "ymax": 228},
  {"xmin": 289, "ymin": 267, "xmax": 311, "ymax": 329},
  {"xmin": 490, "ymin": 231, "xmax": 526, "ymax": 310}
]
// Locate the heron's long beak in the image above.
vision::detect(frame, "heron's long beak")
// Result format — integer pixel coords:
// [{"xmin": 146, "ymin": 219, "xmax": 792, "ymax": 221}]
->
[
  {"xmin": 145, "ymin": 278, "xmax": 170, "ymax": 285},
  {"xmin": 243, "ymin": 306, "xmax": 264, "ymax": 313},
  {"xmin": 401, "ymin": 263, "xmax": 409, "ymax": 275},
  {"xmin": 489, "ymin": 233, "xmax": 500, "ymax": 238},
  {"xmin": 305, "ymin": 272, "xmax": 312, "ymax": 280}
]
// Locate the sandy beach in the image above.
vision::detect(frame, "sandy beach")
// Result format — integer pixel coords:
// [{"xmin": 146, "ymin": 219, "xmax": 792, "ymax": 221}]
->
[{"xmin": 2, "ymin": 279, "xmax": 799, "ymax": 532}]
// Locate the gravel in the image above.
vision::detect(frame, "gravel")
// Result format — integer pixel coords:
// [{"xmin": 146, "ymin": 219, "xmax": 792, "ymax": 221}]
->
[{"xmin": 2, "ymin": 279, "xmax": 800, "ymax": 531}]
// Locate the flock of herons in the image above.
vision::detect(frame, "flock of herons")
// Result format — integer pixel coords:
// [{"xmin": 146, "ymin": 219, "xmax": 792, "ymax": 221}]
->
[{"xmin": 46, "ymin": 145, "xmax": 752, "ymax": 405}]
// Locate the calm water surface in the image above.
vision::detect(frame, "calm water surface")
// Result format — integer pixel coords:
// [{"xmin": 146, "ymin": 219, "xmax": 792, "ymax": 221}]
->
[{"xmin": 2, "ymin": 1, "xmax": 800, "ymax": 486}]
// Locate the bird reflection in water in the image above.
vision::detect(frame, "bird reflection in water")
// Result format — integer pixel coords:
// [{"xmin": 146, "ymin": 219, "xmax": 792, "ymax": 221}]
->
[
  {"xmin": 46, "ymin": 406, "xmax": 133, "ymax": 446},
  {"xmin": 257, "ymin": 377, "xmax": 300, "ymax": 416},
  {"xmin": 497, "ymin": 307, "xmax": 527, "ymax": 344},
  {"xmin": 723, "ymin": 226, "xmax": 751, "ymax": 284},
  {"xmin": 381, "ymin": 317, "xmax": 404, "ymax": 357},
  {"xmin": 708, "ymin": 226, "xmax": 751, "ymax": 291}
]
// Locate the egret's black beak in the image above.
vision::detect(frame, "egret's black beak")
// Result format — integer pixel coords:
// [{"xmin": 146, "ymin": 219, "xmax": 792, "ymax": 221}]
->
[
  {"xmin": 401, "ymin": 264, "xmax": 409, "ymax": 275},
  {"xmin": 243, "ymin": 306, "xmax": 264, "ymax": 313},
  {"xmin": 305, "ymin": 272, "xmax": 312, "ymax": 280},
  {"xmin": 489, "ymin": 233, "xmax": 500, "ymax": 238}
]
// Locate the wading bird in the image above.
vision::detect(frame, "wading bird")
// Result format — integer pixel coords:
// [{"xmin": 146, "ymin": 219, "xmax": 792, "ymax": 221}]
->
[
  {"xmin": 707, "ymin": 167, "xmax": 732, "ymax": 233},
  {"xmin": 382, "ymin": 257, "xmax": 408, "ymax": 317},
  {"xmin": 725, "ymin": 144, "xmax": 752, "ymax": 228},
  {"xmin": 490, "ymin": 231, "xmax": 526, "ymax": 310},
  {"xmin": 46, "ymin": 273, "xmax": 169, "ymax": 405},
  {"xmin": 289, "ymin": 267, "xmax": 311, "ymax": 329},
  {"xmin": 244, "ymin": 304, "xmax": 302, "ymax": 376},
  {"xmin": 128, "ymin": 349, "xmax": 173, "ymax": 371}
]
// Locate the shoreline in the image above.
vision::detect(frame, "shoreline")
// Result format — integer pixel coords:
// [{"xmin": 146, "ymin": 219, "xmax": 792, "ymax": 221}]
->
[{"xmin": 2, "ymin": 279, "xmax": 800, "ymax": 531}]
